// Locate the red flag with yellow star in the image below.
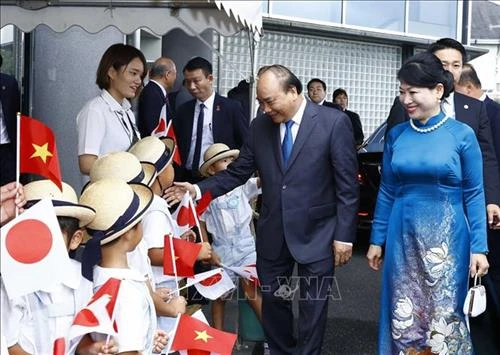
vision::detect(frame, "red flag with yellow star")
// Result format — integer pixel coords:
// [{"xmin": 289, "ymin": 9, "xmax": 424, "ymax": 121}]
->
[
  {"xmin": 19, "ymin": 115, "xmax": 62, "ymax": 190},
  {"xmin": 164, "ymin": 235, "xmax": 202, "ymax": 277},
  {"xmin": 171, "ymin": 314, "xmax": 237, "ymax": 355}
]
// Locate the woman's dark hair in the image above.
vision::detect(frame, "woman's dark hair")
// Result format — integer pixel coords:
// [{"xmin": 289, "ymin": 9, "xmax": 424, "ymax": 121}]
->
[
  {"xmin": 397, "ymin": 52, "xmax": 454, "ymax": 98},
  {"xmin": 332, "ymin": 88, "xmax": 348, "ymax": 101},
  {"xmin": 96, "ymin": 43, "xmax": 147, "ymax": 90}
]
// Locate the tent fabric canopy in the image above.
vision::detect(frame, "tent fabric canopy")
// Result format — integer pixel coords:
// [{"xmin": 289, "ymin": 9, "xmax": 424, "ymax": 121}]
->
[{"xmin": 0, "ymin": 0, "xmax": 262, "ymax": 38}]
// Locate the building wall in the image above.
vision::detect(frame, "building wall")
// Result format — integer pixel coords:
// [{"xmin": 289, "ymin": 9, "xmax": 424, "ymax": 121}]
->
[{"xmin": 215, "ymin": 30, "xmax": 401, "ymax": 136}]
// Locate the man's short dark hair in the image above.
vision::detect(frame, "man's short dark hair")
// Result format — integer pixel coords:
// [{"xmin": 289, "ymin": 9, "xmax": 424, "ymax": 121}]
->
[
  {"xmin": 257, "ymin": 64, "xmax": 303, "ymax": 95},
  {"xmin": 428, "ymin": 38, "xmax": 467, "ymax": 63},
  {"xmin": 183, "ymin": 57, "xmax": 212, "ymax": 77},
  {"xmin": 458, "ymin": 63, "xmax": 482, "ymax": 89},
  {"xmin": 307, "ymin": 78, "xmax": 326, "ymax": 91}
]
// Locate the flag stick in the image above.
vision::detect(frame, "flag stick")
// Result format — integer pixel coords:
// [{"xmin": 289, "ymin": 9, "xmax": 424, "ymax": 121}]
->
[
  {"xmin": 166, "ymin": 233, "xmax": 180, "ymax": 296},
  {"xmin": 105, "ymin": 283, "xmax": 120, "ymax": 346},
  {"xmin": 15, "ymin": 112, "xmax": 21, "ymax": 217},
  {"xmin": 188, "ymin": 194, "xmax": 205, "ymax": 243}
]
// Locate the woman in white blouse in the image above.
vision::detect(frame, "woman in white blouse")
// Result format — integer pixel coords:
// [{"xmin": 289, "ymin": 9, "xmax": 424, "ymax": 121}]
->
[{"xmin": 77, "ymin": 43, "xmax": 146, "ymax": 177}]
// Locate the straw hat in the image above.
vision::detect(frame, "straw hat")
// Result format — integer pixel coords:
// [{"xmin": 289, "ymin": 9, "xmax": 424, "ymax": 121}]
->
[
  {"xmin": 89, "ymin": 151, "xmax": 156, "ymax": 187},
  {"xmin": 129, "ymin": 136, "xmax": 176, "ymax": 175},
  {"xmin": 79, "ymin": 178, "xmax": 153, "ymax": 245},
  {"xmin": 24, "ymin": 180, "xmax": 96, "ymax": 227},
  {"xmin": 199, "ymin": 143, "xmax": 239, "ymax": 177}
]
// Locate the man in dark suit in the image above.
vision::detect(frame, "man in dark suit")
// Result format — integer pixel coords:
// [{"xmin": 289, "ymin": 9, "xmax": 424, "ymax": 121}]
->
[
  {"xmin": 173, "ymin": 57, "xmax": 248, "ymax": 183},
  {"xmin": 137, "ymin": 57, "xmax": 177, "ymax": 137},
  {"xmin": 386, "ymin": 38, "xmax": 500, "ymax": 228},
  {"xmin": 306, "ymin": 78, "xmax": 337, "ymax": 108},
  {"xmin": 166, "ymin": 65, "xmax": 359, "ymax": 354},
  {"xmin": 455, "ymin": 63, "xmax": 500, "ymax": 353},
  {"xmin": 332, "ymin": 88, "xmax": 364, "ymax": 148},
  {"xmin": 0, "ymin": 54, "xmax": 21, "ymax": 185}
]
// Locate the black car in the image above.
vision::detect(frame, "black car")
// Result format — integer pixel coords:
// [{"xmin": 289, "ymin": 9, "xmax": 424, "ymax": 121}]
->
[{"xmin": 357, "ymin": 122, "xmax": 386, "ymax": 230}]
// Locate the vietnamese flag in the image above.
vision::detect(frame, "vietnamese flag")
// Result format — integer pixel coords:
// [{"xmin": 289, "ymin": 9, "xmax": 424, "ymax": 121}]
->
[
  {"xmin": 164, "ymin": 235, "xmax": 202, "ymax": 277},
  {"xmin": 19, "ymin": 115, "xmax": 62, "ymax": 190},
  {"xmin": 171, "ymin": 314, "xmax": 237, "ymax": 355},
  {"xmin": 166, "ymin": 120, "xmax": 182, "ymax": 165}
]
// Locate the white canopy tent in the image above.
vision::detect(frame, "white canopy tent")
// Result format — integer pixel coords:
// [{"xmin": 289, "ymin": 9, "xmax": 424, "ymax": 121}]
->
[
  {"xmin": 1, "ymin": 0, "xmax": 263, "ymax": 94},
  {"xmin": 0, "ymin": 0, "xmax": 262, "ymax": 38}
]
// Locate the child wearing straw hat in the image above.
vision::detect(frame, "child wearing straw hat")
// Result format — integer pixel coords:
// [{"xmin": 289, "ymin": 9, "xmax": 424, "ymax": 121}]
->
[
  {"xmin": 80, "ymin": 178, "xmax": 167, "ymax": 354},
  {"xmin": 1, "ymin": 179, "xmax": 118, "ymax": 354},
  {"xmin": 129, "ymin": 136, "xmax": 212, "ymax": 336},
  {"xmin": 198, "ymin": 143, "xmax": 263, "ymax": 330},
  {"xmin": 87, "ymin": 150, "xmax": 187, "ymax": 345}
]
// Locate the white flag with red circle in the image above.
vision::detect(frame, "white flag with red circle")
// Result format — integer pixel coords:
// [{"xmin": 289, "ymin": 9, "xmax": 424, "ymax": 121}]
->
[
  {"xmin": 0, "ymin": 199, "xmax": 72, "ymax": 299},
  {"xmin": 186, "ymin": 268, "xmax": 235, "ymax": 300},
  {"xmin": 151, "ymin": 109, "xmax": 167, "ymax": 137},
  {"xmin": 221, "ymin": 264, "xmax": 260, "ymax": 287},
  {"xmin": 172, "ymin": 191, "xmax": 199, "ymax": 235}
]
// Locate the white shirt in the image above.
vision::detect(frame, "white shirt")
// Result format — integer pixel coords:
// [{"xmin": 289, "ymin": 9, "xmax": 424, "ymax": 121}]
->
[
  {"xmin": 77, "ymin": 89, "xmax": 140, "ymax": 167},
  {"xmin": 141, "ymin": 195, "xmax": 179, "ymax": 285},
  {"xmin": 93, "ymin": 266, "xmax": 156, "ymax": 355},
  {"xmin": 441, "ymin": 92, "xmax": 455, "ymax": 118},
  {"xmin": 279, "ymin": 96, "xmax": 306, "ymax": 144},
  {"xmin": 126, "ymin": 239, "xmax": 154, "ymax": 288},
  {"xmin": 186, "ymin": 91, "xmax": 216, "ymax": 169},
  {"xmin": 1, "ymin": 260, "xmax": 93, "ymax": 354},
  {"xmin": 0, "ymin": 101, "xmax": 10, "ymax": 144}
]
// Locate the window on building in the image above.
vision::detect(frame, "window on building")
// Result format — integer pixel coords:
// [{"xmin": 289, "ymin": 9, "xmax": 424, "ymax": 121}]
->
[
  {"xmin": 408, "ymin": 0, "xmax": 457, "ymax": 38},
  {"xmin": 269, "ymin": 1, "xmax": 342, "ymax": 24},
  {"xmin": 345, "ymin": 0, "xmax": 405, "ymax": 32}
]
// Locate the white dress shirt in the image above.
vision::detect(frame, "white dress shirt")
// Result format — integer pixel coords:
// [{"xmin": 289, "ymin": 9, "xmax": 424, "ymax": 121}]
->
[{"xmin": 186, "ymin": 91, "xmax": 216, "ymax": 170}]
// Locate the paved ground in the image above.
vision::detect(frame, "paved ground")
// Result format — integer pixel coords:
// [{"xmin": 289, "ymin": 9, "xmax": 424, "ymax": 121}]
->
[{"xmin": 204, "ymin": 231, "xmax": 382, "ymax": 354}]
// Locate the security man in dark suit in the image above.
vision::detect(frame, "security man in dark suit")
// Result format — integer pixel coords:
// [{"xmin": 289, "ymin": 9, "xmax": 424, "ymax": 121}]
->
[
  {"xmin": 0, "ymin": 54, "xmax": 21, "ymax": 185},
  {"xmin": 166, "ymin": 65, "xmax": 359, "ymax": 354},
  {"xmin": 173, "ymin": 57, "xmax": 249, "ymax": 183},
  {"xmin": 386, "ymin": 38, "xmax": 500, "ymax": 229}
]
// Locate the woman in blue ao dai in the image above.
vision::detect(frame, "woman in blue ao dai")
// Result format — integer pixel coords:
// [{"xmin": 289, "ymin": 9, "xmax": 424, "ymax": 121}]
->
[{"xmin": 367, "ymin": 52, "xmax": 489, "ymax": 355}]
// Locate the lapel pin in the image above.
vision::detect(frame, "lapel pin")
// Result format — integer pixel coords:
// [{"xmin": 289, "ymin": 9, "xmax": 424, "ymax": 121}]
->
[
  {"xmin": 464, "ymin": 104, "xmax": 469, "ymax": 110},
  {"xmin": 216, "ymin": 105, "xmax": 221, "ymax": 112}
]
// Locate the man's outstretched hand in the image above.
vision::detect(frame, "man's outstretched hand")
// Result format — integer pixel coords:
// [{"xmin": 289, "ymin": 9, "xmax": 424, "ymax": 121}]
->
[{"xmin": 163, "ymin": 182, "xmax": 196, "ymax": 205}]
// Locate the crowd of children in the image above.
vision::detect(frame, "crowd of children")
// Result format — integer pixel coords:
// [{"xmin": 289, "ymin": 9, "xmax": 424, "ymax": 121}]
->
[{"xmin": 0, "ymin": 136, "xmax": 263, "ymax": 354}]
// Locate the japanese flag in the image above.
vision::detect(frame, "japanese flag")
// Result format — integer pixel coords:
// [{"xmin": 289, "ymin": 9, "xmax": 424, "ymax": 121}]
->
[
  {"xmin": 67, "ymin": 278, "xmax": 121, "ymax": 353},
  {"xmin": 186, "ymin": 268, "xmax": 235, "ymax": 300},
  {"xmin": 172, "ymin": 192, "xmax": 198, "ymax": 235},
  {"xmin": 222, "ymin": 264, "xmax": 260, "ymax": 287},
  {"xmin": 151, "ymin": 110, "xmax": 167, "ymax": 137},
  {"xmin": 0, "ymin": 199, "xmax": 72, "ymax": 299}
]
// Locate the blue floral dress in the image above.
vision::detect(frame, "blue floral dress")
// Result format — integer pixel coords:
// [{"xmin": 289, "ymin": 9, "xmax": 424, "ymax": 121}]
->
[{"xmin": 371, "ymin": 112, "xmax": 488, "ymax": 354}]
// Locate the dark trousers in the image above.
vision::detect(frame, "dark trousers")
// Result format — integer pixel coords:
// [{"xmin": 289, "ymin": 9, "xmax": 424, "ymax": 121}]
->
[
  {"xmin": 256, "ymin": 241, "xmax": 334, "ymax": 355},
  {"xmin": 0, "ymin": 143, "xmax": 16, "ymax": 185}
]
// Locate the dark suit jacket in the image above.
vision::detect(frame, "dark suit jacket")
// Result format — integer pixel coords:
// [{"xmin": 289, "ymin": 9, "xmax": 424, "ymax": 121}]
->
[
  {"xmin": 198, "ymin": 101, "xmax": 359, "ymax": 263},
  {"xmin": 0, "ymin": 73, "xmax": 20, "ymax": 146},
  {"xmin": 0, "ymin": 73, "xmax": 20, "ymax": 184},
  {"xmin": 137, "ymin": 81, "xmax": 171, "ymax": 137},
  {"xmin": 386, "ymin": 92, "xmax": 500, "ymax": 205},
  {"xmin": 173, "ymin": 94, "xmax": 249, "ymax": 181},
  {"xmin": 485, "ymin": 96, "xmax": 500, "ymax": 179}
]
